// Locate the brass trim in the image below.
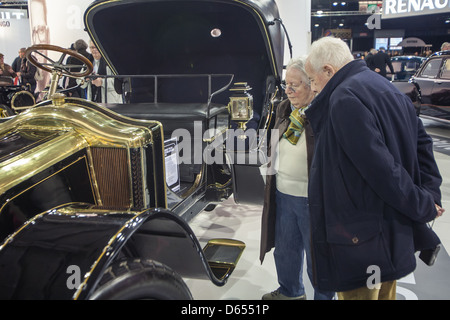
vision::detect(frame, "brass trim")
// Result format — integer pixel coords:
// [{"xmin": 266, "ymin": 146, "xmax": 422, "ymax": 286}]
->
[
  {"xmin": 0, "ymin": 103, "xmax": 156, "ymax": 149},
  {"xmin": 0, "ymin": 130, "xmax": 62, "ymax": 163},
  {"xmin": 0, "ymin": 132, "xmax": 89, "ymax": 195},
  {"xmin": 203, "ymin": 127, "xmax": 228, "ymax": 143},
  {"xmin": 10, "ymin": 90, "xmax": 35, "ymax": 111},
  {"xmin": 0, "ymin": 155, "xmax": 97, "ymax": 217},
  {"xmin": 85, "ymin": 147, "xmax": 103, "ymax": 207}
]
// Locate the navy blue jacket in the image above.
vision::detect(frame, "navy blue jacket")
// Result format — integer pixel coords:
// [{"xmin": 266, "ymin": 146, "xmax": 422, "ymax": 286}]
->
[{"xmin": 305, "ymin": 60, "xmax": 442, "ymax": 292}]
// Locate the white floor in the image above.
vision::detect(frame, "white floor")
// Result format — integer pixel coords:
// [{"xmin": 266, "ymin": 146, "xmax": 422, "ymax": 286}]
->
[{"xmin": 185, "ymin": 142, "xmax": 450, "ymax": 300}]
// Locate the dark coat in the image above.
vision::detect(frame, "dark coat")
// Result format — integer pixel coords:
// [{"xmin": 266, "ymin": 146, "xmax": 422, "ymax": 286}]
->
[
  {"xmin": 89, "ymin": 56, "xmax": 107, "ymax": 102},
  {"xmin": 66, "ymin": 48, "xmax": 90, "ymax": 97},
  {"xmin": 19, "ymin": 58, "xmax": 37, "ymax": 93},
  {"xmin": 259, "ymin": 98, "xmax": 315, "ymax": 263},
  {"xmin": 365, "ymin": 53, "xmax": 375, "ymax": 71},
  {"xmin": 372, "ymin": 50, "xmax": 394, "ymax": 77},
  {"xmin": 305, "ymin": 59, "xmax": 442, "ymax": 292}
]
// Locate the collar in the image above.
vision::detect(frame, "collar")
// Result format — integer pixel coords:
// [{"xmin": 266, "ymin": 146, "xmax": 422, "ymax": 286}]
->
[{"xmin": 305, "ymin": 59, "xmax": 368, "ymax": 133}]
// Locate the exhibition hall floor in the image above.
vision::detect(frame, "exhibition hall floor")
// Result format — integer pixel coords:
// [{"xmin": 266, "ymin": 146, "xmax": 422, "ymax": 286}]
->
[{"xmin": 186, "ymin": 118, "xmax": 450, "ymax": 300}]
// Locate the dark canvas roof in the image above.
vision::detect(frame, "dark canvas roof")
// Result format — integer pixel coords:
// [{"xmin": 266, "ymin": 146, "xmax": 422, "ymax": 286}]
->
[{"xmin": 84, "ymin": 0, "xmax": 284, "ymax": 80}]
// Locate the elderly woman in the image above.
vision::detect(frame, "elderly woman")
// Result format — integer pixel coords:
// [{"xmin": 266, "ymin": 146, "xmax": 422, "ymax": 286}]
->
[{"xmin": 259, "ymin": 56, "xmax": 334, "ymax": 300}]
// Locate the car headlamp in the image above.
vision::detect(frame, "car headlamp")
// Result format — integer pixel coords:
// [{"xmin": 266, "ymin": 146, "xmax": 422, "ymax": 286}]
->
[{"xmin": 228, "ymin": 82, "xmax": 253, "ymax": 130}]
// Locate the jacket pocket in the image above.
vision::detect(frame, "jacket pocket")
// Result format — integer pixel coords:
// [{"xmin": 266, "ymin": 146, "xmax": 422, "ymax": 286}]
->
[{"xmin": 326, "ymin": 218, "xmax": 395, "ymax": 289}]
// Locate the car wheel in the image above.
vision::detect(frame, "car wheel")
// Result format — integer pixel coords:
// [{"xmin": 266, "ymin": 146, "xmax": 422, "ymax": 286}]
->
[{"xmin": 90, "ymin": 258, "xmax": 193, "ymax": 300}]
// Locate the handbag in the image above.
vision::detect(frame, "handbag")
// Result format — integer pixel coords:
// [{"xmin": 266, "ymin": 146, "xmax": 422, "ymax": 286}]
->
[{"xmin": 414, "ymin": 220, "xmax": 441, "ymax": 266}]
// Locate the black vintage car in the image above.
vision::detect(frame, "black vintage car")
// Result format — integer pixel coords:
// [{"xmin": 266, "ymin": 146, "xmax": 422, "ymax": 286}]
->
[
  {"xmin": 394, "ymin": 51, "xmax": 450, "ymax": 122},
  {"xmin": 0, "ymin": 0, "xmax": 286, "ymax": 299},
  {"xmin": 386, "ymin": 55, "xmax": 425, "ymax": 82},
  {"xmin": 0, "ymin": 82, "xmax": 36, "ymax": 117}
]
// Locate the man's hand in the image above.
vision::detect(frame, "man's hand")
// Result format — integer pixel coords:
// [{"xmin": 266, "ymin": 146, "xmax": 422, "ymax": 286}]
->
[
  {"xmin": 436, "ymin": 204, "xmax": 445, "ymax": 218},
  {"xmin": 92, "ymin": 77, "xmax": 103, "ymax": 87}
]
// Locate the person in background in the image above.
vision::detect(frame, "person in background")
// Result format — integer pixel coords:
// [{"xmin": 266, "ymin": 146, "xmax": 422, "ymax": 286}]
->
[
  {"xmin": 12, "ymin": 48, "xmax": 26, "ymax": 73},
  {"xmin": 16, "ymin": 55, "xmax": 37, "ymax": 94},
  {"xmin": 441, "ymin": 42, "xmax": 450, "ymax": 51},
  {"xmin": 0, "ymin": 53, "xmax": 17, "ymax": 85},
  {"xmin": 365, "ymin": 48, "xmax": 377, "ymax": 71},
  {"xmin": 304, "ymin": 36, "xmax": 444, "ymax": 300},
  {"xmin": 66, "ymin": 39, "xmax": 90, "ymax": 98},
  {"xmin": 259, "ymin": 56, "xmax": 334, "ymax": 300},
  {"xmin": 82, "ymin": 41, "xmax": 122, "ymax": 103},
  {"xmin": 372, "ymin": 46, "xmax": 394, "ymax": 79}
]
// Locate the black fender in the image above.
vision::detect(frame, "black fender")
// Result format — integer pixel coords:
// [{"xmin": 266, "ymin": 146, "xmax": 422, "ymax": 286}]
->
[{"xmin": 0, "ymin": 204, "xmax": 243, "ymax": 300}]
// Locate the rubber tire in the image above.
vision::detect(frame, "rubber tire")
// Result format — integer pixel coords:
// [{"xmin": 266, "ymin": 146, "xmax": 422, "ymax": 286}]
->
[{"xmin": 90, "ymin": 258, "xmax": 193, "ymax": 300}]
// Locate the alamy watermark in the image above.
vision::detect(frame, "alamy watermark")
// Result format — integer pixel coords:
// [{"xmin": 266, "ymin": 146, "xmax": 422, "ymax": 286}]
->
[
  {"xmin": 366, "ymin": 265, "xmax": 382, "ymax": 290},
  {"xmin": 366, "ymin": 14, "xmax": 381, "ymax": 30},
  {"xmin": 169, "ymin": 121, "xmax": 280, "ymax": 174},
  {"xmin": 66, "ymin": 265, "xmax": 82, "ymax": 291}
]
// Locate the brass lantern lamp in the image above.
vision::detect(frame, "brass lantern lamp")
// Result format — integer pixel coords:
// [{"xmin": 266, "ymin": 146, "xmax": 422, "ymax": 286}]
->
[{"xmin": 228, "ymin": 82, "xmax": 253, "ymax": 131}]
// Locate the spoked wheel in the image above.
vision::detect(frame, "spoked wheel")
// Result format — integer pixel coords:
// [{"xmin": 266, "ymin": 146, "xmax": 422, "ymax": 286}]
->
[
  {"xmin": 25, "ymin": 44, "xmax": 93, "ymax": 78},
  {"xmin": 25, "ymin": 44, "xmax": 94, "ymax": 98},
  {"xmin": 90, "ymin": 258, "xmax": 193, "ymax": 300}
]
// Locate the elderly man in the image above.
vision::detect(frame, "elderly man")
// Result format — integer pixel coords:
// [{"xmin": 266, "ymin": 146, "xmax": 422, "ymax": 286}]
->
[{"xmin": 304, "ymin": 37, "xmax": 444, "ymax": 300}]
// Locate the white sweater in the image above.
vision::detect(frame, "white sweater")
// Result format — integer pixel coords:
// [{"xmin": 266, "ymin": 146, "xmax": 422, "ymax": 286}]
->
[{"xmin": 275, "ymin": 132, "xmax": 308, "ymax": 197}]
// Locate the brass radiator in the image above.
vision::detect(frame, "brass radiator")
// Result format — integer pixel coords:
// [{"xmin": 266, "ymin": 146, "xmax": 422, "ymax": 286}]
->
[{"xmin": 90, "ymin": 147, "xmax": 132, "ymax": 209}]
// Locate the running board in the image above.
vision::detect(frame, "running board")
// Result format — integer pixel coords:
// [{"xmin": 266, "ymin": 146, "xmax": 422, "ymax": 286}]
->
[{"xmin": 203, "ymin": 239, "xmax": 245, "ymax": 281}]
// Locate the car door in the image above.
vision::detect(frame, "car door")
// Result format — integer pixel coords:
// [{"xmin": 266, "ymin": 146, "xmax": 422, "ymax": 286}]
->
[
  {"xmin": 429, "ymin": 57, "xmax": 450, "ymax": 120},
  {"xmin": 415, "ymin": 57, "xmax": 442, "ymax": 107}
]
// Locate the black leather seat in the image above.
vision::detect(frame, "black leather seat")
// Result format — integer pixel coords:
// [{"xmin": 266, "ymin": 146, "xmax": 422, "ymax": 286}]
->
[{"xmin": 107, "ymin": 102, "xmax": 227, "ymax": 134}]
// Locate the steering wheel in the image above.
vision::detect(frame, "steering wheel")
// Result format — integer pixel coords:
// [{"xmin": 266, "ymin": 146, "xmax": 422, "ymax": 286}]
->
[{"xmin": 25, "ymin": 44, "xmax": 93, "ymax": 78}]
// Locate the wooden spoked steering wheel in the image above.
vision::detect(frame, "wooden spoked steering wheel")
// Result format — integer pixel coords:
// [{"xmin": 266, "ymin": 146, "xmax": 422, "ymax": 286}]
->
[{"xmin": 25, "ymin": 44, "xmax": 93, "ymax": 78}]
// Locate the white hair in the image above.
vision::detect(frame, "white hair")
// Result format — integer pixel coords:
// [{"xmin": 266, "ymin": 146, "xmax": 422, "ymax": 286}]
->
[
  {"xmin": 307, "ymin": 37, "xmax": 354, "ymax": 72},
  {"xmin": 286, "ymin": 55, "xmax": 309, "ymax": 84}
]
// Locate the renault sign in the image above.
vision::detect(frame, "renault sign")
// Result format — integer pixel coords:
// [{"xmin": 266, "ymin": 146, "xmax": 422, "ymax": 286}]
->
[{"xmin": 382, "ymin": 0, "xmax": 450, "ymax": 18}]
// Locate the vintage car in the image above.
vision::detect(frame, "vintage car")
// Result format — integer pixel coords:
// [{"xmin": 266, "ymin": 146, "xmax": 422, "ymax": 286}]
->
[
  {"xmin": 0, "ymin": 0, "xmax": 286, "ymax": 299},
  {"xmin": 386, "ymin": 55, "xmax": 425, "ymax": 82},
  {"xmin": 393, "ymin": 51, "xmax": 450, "ymax": 122},
  {"xmin": 0, "ymin": 82, "xmax": 36, "ymax": 117}
]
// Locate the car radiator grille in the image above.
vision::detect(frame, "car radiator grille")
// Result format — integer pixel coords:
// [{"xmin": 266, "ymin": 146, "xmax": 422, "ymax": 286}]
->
[{"xmin": 90, "ymin": 147, "xmax": 131, "ymax": 208}]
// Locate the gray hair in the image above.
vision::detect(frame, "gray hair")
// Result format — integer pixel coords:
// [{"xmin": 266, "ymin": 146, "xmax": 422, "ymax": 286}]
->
[
  {"xmin": 307, "ymin": 37, "xmax": 354, "ymax": 72},
  {"xmin": 286, "ymin": 55, "xmax": 309, "ymax": 85}
]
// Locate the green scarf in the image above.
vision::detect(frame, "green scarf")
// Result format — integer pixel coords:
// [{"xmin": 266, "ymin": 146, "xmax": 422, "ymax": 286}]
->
[{"xmin": 283, "ymin": 105, "xmax": 308, "ymax": 145}]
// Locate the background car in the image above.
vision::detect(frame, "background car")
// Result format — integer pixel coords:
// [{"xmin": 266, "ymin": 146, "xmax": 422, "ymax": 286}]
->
[
  {"xmin": 0, "ymin": 82, "xmax": 35, "ymax": 117},
  {"xmin": 410, "ymin": 51, "xmax": 450, "ymax": 121},
  {"xmin": 393, "ymin": 51, "xmax": 450, "ymax": 122},
  {"xmin": 387, "ymin": 55, "xmax": 426, "ymax": 82}
]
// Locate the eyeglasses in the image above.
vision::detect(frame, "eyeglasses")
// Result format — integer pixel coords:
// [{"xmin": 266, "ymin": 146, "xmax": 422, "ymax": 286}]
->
[
  {"xmin": 281, "ymin": 80, "xmax": 310, "ymax": 93},
  {"xmin": 281, "ymin": 83, "xmax": 297, "ymax": 93}
]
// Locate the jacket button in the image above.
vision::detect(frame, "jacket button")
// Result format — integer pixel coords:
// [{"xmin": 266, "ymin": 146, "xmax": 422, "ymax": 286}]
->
[{"xmin": 352, "ymin": 237, "xmax": 359, "ymax": 244}]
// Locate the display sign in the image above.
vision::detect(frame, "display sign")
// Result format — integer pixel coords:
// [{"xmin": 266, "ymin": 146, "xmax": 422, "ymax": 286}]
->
[
  {"xmin": 382, "ymin": 0, "xmax": 450, "ymax": 19},
  {"xmin": 164, "ymin": 138, "xmax": 181, "ymax": 192}
]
